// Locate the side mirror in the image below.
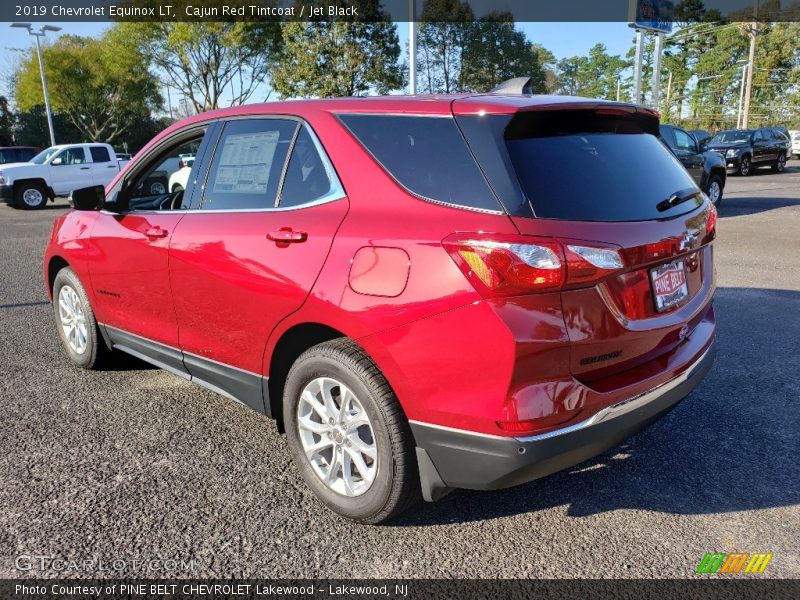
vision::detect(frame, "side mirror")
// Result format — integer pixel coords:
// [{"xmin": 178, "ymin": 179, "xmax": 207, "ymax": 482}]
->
[
  {"xmin": 700, "ymin": 141, "xmax": 709, "ymax": 152},
  {"xmin": 70, "ymin": 185, "xmax": 105, "ymax": 211},
  {"xmin": 51, "ymin": 157, "xmax": 63, "ymax": 166}
]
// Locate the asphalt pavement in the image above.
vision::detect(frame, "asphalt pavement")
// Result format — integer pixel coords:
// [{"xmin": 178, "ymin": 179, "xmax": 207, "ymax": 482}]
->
[{"xmin": 1, "ymin": 165, "xmax": 798, "ymax": 579}]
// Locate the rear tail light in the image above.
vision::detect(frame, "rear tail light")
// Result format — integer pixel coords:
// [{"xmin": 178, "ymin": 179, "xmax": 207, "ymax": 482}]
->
[
  {"xmin": 706, "ymin": 202, "xmax": 717, "ymax": 235},
  {"xmin": 443, "ymin": 234, "xmax": 624, "ymax": 298}
]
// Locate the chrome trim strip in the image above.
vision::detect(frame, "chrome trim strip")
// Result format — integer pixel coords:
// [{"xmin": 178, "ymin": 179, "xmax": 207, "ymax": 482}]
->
[{"xmin": 410, "ymin": 345, "xmax": 713, "ymax": 444}]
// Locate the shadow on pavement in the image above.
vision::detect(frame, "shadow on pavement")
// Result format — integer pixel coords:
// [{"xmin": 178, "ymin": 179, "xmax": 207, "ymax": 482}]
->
[
  {"xmin": 396, "ymin": 287, "xmax": 800, "ymax": 526},
  {"xmin": 719, "ymin": 195, "xmax": 800, "ymax": 218}
]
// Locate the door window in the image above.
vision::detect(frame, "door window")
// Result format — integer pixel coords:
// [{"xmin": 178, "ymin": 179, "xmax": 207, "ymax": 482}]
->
[
  {"xmin": 278, "ymin": 126, "xmax": 342, "ymax": 208},
  {"xmin": 90, "ymin": 146, "xmax": 111, "ymax": 163},
  {"xmin": 201, "ymin": 119, "xmax": 297, "ymax": 210},
  {"xmin": 753, "ymin": 130, "xmax": 763, "ymax": 142},
  {"xmin": 673, "ymin": 128, "xmax": 697, "ymax": 152},
  {"xmin": 55, "ymin": 147, "xmax": 86, "ymax": 165}
]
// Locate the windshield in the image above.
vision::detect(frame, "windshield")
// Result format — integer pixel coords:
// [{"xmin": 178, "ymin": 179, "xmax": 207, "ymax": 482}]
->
[
  {"xmin": 710, "ymin": 130, "xmax": 752, "ymax": 144},
  {"xmin": 30, "ymin": 147, "xmax": 61, "ymax": 164}
]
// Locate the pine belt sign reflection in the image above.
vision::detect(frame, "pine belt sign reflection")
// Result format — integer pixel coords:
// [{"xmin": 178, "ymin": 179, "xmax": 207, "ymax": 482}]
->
[
  {"xmin": 629, "ymin": 0, "xmax": 674, "ymax": 33},
  {"xmin": 696, "ymin": 552, "xmax": 774, "ymax": 574}
]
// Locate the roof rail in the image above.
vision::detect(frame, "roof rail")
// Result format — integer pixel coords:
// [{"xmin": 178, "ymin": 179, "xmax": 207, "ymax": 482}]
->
[{"xmin": 490, "ymin": 77, "xmax": 535, "ymax": 95}]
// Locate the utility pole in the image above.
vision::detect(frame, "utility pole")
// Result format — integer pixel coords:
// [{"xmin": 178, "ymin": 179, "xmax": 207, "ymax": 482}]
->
[
  {"xmin": 737, "ymin": 63, "xmax": 748, "ymax": 128},
  {"xmin": 742, "ymin": 0, "xmax": 758, "ymax": 128},
  {"xmin": 11, "ymin": 23, "xmax": 61, "ymax": 146},
  {"xmin": 616, "ymin": 79, "xmax": 621, "ymax": 102},
  {"xmin": 408, "ymin": 0, "xmax": 416, "ymax": 95},
  {"xmin": 664, "ymin": 70, "xmax": 673, "ymax": 120},
  {"xmin": 632, "ymin": 29, "xmax": 644, "ymax": 105},
  {"xmin": 651, "ymin": 32, "xmax": 664, "ymax": 109},
  {"xmin": 166, "ymin": 86, "xmax": 174, "ymax": 120}
]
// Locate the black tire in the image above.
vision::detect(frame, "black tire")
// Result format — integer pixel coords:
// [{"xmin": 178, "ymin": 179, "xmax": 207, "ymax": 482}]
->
[
  {"xmin": 52, "ymin": 267, "xmax": 110, "ymax": 369},
  {"xmin": 772, "ymin": 153, "xmax": 787, "ymax": 173},
  {"xmin": 737, "ymin": 155, "xmax": 752, "ymax": 176},
  {"xmin": 283, "ymin": 339, "xmax": 420, "ymax": 524},
  {"xmin": 706, "ymin": 173, "xmax": 724, "ymax": 207},
  {"xmin": 14, "ymin": 182, "xmax": 48, "ymax": 209}
]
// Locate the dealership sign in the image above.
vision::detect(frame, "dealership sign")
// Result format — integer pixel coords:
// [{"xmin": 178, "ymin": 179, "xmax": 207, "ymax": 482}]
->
[{"xmin": 629, "ymin": 0, "xmax": 674, "ymax": 33}]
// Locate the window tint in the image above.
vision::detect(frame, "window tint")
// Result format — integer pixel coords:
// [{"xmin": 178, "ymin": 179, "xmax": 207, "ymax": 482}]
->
[
  {"xmin": 90, "ymin": 146, "xmax": 111, "ymax": 163},
  {"xmin": 202, "ymin": 119, "xmax": 297, "ymax": 210},
  {"xmin": 673, "ymin": 128, "xmax": 697, "ymax": 152},
  {"xmin": 56, "ymin": 147, "xmax": 86, "ymax": 165},
  {"xmin": 505, "ymin": 111, "xmax": 700, "ymax": 222},
  {"xmin": 0, "ymin": 149, "xmax": 14, "ymax": 163},
  {"xmin": 339, "ymin": 114, "xmax": 500, "ymax": 212},
  {"xmin": 773, "ymin": 129, "xmax": 789, "ymax": 141},
  {"xmin": 753, "ymin": 130, "xmax": 763, "ymax": 142},
  {"xmin": 279, "ymin": 127, "xmax": 339, "ymax": 208}
]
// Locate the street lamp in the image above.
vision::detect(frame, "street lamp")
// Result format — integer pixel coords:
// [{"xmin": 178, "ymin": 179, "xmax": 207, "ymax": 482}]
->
[{"xmin": 11, "ymin": 22, "xmax": 62, "ymax": 147}]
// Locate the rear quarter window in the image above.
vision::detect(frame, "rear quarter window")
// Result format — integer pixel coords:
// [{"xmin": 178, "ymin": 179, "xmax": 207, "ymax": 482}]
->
[{"xmin": 338, "ymin": 114, "xmax": 501, "ymax": 212}]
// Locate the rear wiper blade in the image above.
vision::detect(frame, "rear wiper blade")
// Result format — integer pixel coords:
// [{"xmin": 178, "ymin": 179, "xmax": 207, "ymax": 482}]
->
[{"xmin": 656, "ymin": 188, "xmax": 702, "ymax": 212}]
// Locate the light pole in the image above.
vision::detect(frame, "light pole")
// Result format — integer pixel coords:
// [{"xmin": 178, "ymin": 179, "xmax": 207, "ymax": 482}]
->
[{"xmin": 11, "ymin": 22, "xmax": 61, "ymax": 147}]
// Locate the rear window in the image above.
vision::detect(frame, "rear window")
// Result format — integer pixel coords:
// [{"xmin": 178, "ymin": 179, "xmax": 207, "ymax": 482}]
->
[
  {"xmin": 505, "ymin": 111, "xmax": 701, "ymax": 222},
  {"xmin": 338, "ymin": 114, "xmax": 501, "ymax": 212},
  {"xmin": 90, "ymin": 146, "xmax": 111, "ymax": 163}
]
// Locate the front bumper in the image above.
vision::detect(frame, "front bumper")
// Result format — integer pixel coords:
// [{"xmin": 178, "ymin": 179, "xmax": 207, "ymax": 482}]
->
[
  {"xmin": 0, "ymin": 184, "xmax": 13, "ymax": 205},
  {"xmin": 411, "ymin": 342, "xmax": 715, "ymax": 501},
  {"xmin": 724, "ymin": 155, "xmax": 741, "ymax": 172}
]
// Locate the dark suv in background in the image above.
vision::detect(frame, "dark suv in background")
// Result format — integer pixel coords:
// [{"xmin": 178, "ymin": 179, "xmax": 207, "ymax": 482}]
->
[
  {"xmin": 707, "ymin": 127, "xmax": 790, "ymax": 176},
  {"xmin": 0, "ymin": 146, "xmax": 40, "ymax": 164},
  {"xmin": 660, "ymin": 124, "xmax": 726, "ymax": 206}
]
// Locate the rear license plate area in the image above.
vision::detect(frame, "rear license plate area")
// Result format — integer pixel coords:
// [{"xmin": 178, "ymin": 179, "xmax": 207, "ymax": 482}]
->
[{"xmin": 650, "ymin": 260, "xmax": 689, "ymax": 312}]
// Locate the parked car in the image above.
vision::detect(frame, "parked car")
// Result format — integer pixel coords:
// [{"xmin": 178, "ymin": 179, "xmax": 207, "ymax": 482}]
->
[
  {"xmin": 660, "ymin": 124, "xmax": 726, "ymax": 206},
  {"xmin": 115, "ymin": 153, "xmax": 132, "ymax": 161},
  {"xmin": 169, "ymin": 156, "xmax": 195, "ymax": 192},
  {"xmin": 0, "ymin": 146, "xmax": 41, "ymax": 164},
  {"xmin": 0, "ymin": 143, "xmax": 127, "ymax": 209},
  {"xmin": 688, "ymin": 129, "xmax": 712, "ymax": 146},
  {"xmin": 792, "ymin": 131, "xmax": 800, "ymax": 159},
  {"xmin": 706, "ymin": 127, "xmax": 790, "ymax": 175},
  {"xmin": 46, "ymin": 90, "xmax": 717, "ymax": 524}
]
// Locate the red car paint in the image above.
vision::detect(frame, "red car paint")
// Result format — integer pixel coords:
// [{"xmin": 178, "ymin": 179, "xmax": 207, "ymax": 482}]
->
[{"xmin": 44, "ymin": 94, "xmax": 716, "ymax": 443}]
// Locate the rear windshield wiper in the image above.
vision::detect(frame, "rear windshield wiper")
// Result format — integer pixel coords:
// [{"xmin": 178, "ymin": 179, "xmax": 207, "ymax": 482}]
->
[{"xmin": 657, "ymin": 188, "xmax": 702, "ymax": 212}]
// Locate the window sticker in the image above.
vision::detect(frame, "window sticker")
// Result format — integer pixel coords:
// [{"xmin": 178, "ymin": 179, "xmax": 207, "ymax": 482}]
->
[{"xmin": 213, "ymin": 131, "xmax": 279, "ymax": 194}]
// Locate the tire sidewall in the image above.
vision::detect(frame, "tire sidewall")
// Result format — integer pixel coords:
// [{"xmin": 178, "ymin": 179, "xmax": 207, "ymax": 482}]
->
[
  {"xmin": 16, "ymin": 183, "xmax": 47, "ymax": 209},
  {"xmin": 707, "ymin": 175, "xmax": 723, "ymax": 207},
  {"xmin": 739, "ymin": 156, "xmax": 751, "ymax": 176},
  {"xmin": 283, "ymin": 351, "xmax": 396, "ymax": 521},
  {"xmin": 53, "ymin": 268, "xmax": 99, "ymax": 369}
]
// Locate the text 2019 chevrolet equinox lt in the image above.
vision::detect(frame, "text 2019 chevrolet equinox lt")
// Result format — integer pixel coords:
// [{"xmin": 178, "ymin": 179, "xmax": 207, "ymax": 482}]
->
[{"xmin": 44, "ymin": 90, "xmax": 716, "ymax": 524}]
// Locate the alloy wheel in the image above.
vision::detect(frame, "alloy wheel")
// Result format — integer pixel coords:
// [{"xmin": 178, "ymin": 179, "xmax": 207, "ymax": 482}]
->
[
  {"xmin": 740, "ymin": 158, "xmax": 750, "ymax": 176},
  {"xmin": 708, "ymin": 180, "xmax": 721, "ymax": 205},
  {"xmin": 777, "ymin": 155, "xmax": 786, "ymax": 172},
  {"xmin": 58, "ymin": 285, "xmax": 88, "ymax": 354},
  {"xmin": 296, "ymin": 376, "xmax": 378, "ymax": 497}
]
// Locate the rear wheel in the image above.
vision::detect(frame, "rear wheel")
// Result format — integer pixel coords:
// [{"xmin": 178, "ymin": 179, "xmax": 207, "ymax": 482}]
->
[
  {"xmin": 15, "ymin": 182, "xmax": 48, "ymax": 209},
  {"xmin": 706, "ymin": 174, "xmax": 724, "ymax": 207},
  {"xmin": 737, "ymin": 155, "xmax": 751, "ymax": 176},
  {"xmin": 52, "ymin": 267, "xmax": 110, "ymax": 369},
  {"xmin": 773, "ymin": 153, "xmax": 786, "ymax": 173},
  {"xmin": 283, "ymin": 339, "xmax": 420, "ymax": 524}
]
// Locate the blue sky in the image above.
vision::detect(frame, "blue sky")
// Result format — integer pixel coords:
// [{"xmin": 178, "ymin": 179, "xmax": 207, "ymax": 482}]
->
[{"xmin": 1, "ymin": 21, "xmax": 637, "ymax": 102}]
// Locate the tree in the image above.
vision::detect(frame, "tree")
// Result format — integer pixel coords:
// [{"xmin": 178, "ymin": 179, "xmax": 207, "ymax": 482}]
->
[
  {"xmin": 271, "ymin": 2, "xmax": 403, "ymax": 98},
  {"xmin": 557, "ymin": 44, "xmax": 629, "ymax": 100},
  {"xmin": 417, "ymin": 0, "xmax": 475, "ymax": 93},
  {"xmin": 14, "ymin": 29, "xmax": 161, "ymax": 143},
  {"xmin": 121, "ymin": 11, "xmax": 282, "ymax": 112},
  {"xmin": 0, "ymin": 97, "xmax": 13, "ymax": 145},
  {"xmin": 531, "ymin": 44, "xmax": 558, "ymax": 93},
  {"xmin": 461, "ymin": 12, "xmax": 545, "ymax": 93}
]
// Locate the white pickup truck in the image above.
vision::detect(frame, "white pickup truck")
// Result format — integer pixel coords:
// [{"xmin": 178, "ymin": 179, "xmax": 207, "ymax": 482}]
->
[{"xmin": 0, "ymin": 143, "xmax": 129, "ymax": 209}]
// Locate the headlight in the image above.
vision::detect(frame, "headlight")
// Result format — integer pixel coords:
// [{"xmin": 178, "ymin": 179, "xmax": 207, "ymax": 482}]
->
[{"xmin": 725, "ymin": 149, "xmax": 739, "ymax": 158}]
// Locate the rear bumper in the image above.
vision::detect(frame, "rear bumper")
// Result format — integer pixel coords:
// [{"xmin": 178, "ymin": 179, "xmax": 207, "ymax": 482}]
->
[{"xmin": 411, "ymin": 342, "xmax": 715, "ymax": 501}]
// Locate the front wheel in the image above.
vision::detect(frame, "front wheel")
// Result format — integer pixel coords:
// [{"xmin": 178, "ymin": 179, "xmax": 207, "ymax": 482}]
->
[
  {"xmin": 706, "ymin": 174, "xmax": 724, "ymax": 207},
  {"xmin": 283, "ymin": 339, "xmax": 420, "ymax": 524},
  {"xmin": 772, "ymin": 153, "xmax": 786, "ymax": 173},
  {"xmin": 15, "ymin": 182, "xmax": 48, "ymax": 209},
  {"xmin": 737, "ymin": 155, "xmax": 752, "ymax": 176},
  {"xmin": 52, "ymin": 267, "xmax": 109, "ymax": 369}
]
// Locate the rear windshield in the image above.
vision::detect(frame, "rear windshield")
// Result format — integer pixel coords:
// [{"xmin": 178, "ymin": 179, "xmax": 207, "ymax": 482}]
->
[{"xmin": 505, "ymin": 111, "xmax": 700, "ymax": 222}]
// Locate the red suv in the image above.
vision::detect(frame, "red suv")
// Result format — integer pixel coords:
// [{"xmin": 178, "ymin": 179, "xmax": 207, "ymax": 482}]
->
[{"xmin": 44, "ymin": 92, "xmax": 716, "ymax": 524}]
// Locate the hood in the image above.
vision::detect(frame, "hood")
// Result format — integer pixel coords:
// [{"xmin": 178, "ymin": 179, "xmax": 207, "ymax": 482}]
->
[{"xmin": 0, "ymin": 161, "xmax": 35, "ymax": 170}]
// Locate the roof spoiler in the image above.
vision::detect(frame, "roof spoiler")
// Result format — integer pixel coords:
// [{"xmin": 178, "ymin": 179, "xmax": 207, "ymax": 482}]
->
[{"xmin": 490, "ymin": 77, "xmax": 535, "ymax": 95}]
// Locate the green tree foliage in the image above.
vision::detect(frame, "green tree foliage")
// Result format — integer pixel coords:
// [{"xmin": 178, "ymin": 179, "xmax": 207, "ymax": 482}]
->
[
  {"xmin": 461, "ymin": 12, "xmax": 546, "ymax": 93},
  {"xmin": 417, "ymin": 0, "xmax": 475, "ymax": 93},
  {"xmin": 270, "ymin": 2, "xmax": 402, "ymax": 98},
  {"xmin": 531, "ymin": 44, "xmax": 558, "ymax": 93},
  {"xmin": 557, "ymin": 44, "xmax": 630, "ymax": 100},
  {"xmin": 14, "ymin": 29, "xmax": 161, "ymax": 143},
  {"xmin": 121, "ymin": 13, "xmax": 282, "ymax": 111},
  {"xmin": 13, "ymin": 106, "xmax": 83, "ymax": 147}
]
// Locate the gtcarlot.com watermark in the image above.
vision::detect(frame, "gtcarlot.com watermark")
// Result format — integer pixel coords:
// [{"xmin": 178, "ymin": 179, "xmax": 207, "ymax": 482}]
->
[{"xmin": 15, "ymin": 554, "xmax": 195, "ymax": 574}]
